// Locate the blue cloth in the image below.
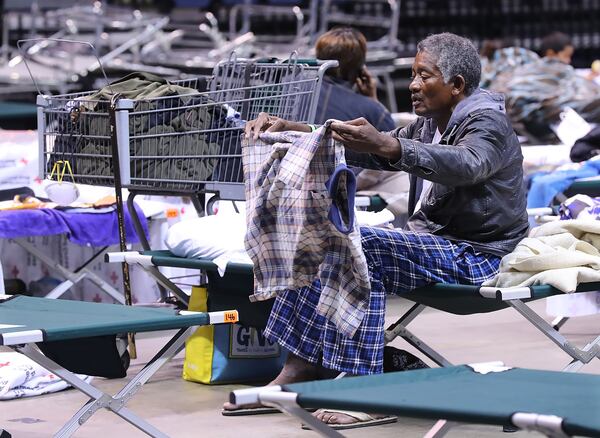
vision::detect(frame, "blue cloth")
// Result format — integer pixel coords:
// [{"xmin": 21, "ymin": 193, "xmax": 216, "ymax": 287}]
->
[
  {"xmin": 326, "ymin": 164, "xmax": 356, "ymax": 234},
  {"xmin": 264, "ymin": 226, "xmax": 501, "ymax": 375},
  {"xmin": 315, "ymin": 77, "xmax": 395, "ymax": 131},
  {"xmin": 0, "ymin": 203, "xmax": 148, "ymax": 246},
  {"xmin": 527, "ymin": 159, "xmax": 600, "ymax": 208}
]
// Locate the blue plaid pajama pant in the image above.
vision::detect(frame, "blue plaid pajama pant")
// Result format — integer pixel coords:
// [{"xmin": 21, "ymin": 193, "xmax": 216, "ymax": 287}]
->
[{"xmin": 263, "ymin": 226, "xmax": 501, "ymax": 375}]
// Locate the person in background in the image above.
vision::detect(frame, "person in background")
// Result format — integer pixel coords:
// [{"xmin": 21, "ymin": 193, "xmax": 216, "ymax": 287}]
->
[
  {"xmin": 314, "ymin": 27, "xmax": 395, "ymax": 131},
  {"xmin": 482, "ymin": 32, "xmax": 600, "ymax": 143},
  {"xmin": 540, "ymin": 31, "xmax": 574, "ymax": 64}
]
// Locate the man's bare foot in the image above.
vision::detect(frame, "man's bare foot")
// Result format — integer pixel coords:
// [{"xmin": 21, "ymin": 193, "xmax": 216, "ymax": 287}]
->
[{"xmin": 222, "ymin": 353, "xmax": 318, "ymax": 412}]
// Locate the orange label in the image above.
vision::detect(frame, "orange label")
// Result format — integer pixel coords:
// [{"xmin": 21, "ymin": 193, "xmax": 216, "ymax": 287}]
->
[
  {"xmin": 165, "ymin": 208, "xmax": 179, "ymax": 219},
  {"xmin": 224, "ymin": 311, "xmax": 238, "ymax": 323}
]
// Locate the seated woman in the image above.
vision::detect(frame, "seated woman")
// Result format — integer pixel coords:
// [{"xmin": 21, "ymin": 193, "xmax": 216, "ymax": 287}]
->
[{"xmin": 314, "ymin": 27, "xmax": 395, "ymax": 132}]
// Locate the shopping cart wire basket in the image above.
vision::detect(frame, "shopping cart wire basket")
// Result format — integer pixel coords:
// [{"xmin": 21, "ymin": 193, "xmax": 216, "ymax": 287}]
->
[{"xmin": 37, "ymin": 53, "xmax": 338, "ymax": 202}]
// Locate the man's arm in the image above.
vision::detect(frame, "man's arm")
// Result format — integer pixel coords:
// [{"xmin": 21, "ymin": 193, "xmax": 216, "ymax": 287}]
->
[
  {"xmin": 390, "ymin": 113, "xmax": 508, "ymax": 186},
  {"xmin": 341, "ymin": 120, "xmax": 418, "ymax": 170}
]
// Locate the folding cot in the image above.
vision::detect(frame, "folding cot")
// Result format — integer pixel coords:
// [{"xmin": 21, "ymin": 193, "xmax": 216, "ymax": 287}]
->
[
  {"xmin": 0, "ymin": 294, "xmax": 238, "ymax": 437},
  {"xmin": 230, "ymin": 363, "xmax": 600, "ymax": 437},
  {"xmin": 0, "ymin": 202, "xmax": 147, "ymax": 303},
  {"xmin": 109, "ymin": 251, "xmax": 600, "ymax": 372}
]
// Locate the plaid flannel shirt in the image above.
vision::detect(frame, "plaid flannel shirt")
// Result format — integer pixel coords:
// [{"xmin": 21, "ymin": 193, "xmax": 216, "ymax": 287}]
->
[{"xmin": 243, "ymin": 123, "xmax": 371, "ymax": 337}]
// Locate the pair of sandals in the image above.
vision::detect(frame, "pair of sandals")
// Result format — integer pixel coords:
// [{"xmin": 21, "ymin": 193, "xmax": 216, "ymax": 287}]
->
[{"xmin": 222, "ymin": 406, "xmax": 397, "ymax": 431}]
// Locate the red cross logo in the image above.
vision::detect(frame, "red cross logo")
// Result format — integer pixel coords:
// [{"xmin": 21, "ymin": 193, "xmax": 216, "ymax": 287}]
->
[{"xmin": 109, "ymin": 271, "xmax": 119, "ymax": 284}]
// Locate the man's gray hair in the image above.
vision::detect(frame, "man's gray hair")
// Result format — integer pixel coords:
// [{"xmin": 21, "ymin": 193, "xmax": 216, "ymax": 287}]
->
[{"xmin": 417, "ymin": 33, "xmax": 481, "ymax": 95}]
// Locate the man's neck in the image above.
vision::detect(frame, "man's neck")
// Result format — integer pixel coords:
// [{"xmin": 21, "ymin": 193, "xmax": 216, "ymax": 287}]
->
[
  {"xmin": 434, "ymin": 115, "xmax": 450, "ymax": 134},
  {"xmin": 433, "ymin": 95, "xmax": 466, "ymax": 133}
]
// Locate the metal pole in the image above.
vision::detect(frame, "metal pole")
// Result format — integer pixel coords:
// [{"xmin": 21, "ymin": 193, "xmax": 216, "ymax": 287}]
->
[{"xmin": 109, "ymin": 93, "xmax": 136, "ymax": 359}]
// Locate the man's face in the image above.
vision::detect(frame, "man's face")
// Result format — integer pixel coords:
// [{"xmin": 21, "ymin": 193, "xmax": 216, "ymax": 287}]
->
[{"xmin": 409, "ymin": 51, "xmax": 455, "ymax": 119}]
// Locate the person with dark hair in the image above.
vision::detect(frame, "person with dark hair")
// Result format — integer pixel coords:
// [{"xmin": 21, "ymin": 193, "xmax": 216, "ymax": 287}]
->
[
  {"xmin": 314, "ymin": 27, "xmax": 395, "ymax": 131},
  {"xmin": 540, "ymin": 31, "xmax": 574, "ymax": 64},
  {"xmin": 224, "ymin": 32, "xmax": 528, "ymax": 430}
]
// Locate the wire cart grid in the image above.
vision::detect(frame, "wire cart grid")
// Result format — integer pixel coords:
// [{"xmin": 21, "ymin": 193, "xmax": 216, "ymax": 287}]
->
[{"xmin": 37, "ymin": 58, "xmax": 338, "ymax": 201}]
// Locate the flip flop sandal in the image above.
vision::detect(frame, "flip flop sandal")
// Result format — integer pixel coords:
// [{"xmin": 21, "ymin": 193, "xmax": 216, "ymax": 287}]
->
[
  {"xmin": 221, "ymin": 406, "xmax": 281, "ymax": 416},
  {"xmin": 222, "ymin": 406, "xmax": 317, "ymax": 417},
  {"xmin": 301, "ymin": 409, "xmax": 398, "ymax": 430}
]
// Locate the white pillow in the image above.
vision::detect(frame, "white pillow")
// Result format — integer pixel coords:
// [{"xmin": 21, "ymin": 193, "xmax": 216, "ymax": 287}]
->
[{"xmin": 165, "ymin": 214, "xmax": 246, "ymax": 259}]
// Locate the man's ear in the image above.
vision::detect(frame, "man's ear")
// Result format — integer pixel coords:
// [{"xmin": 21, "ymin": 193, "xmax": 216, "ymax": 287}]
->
[{"xmin": 451, "ymin": 75, "xmax": 466, "ymax": 96}]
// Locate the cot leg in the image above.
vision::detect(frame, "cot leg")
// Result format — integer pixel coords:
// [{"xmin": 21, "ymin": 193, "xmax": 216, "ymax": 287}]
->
[
  {"xmin": 113, "ymin": 326, "xmax": 192, "ymax": 397},
  {"xmin": 508, "ymin": 300, "xmax": 600, "ymax": 370},
  {"xmin": 551, "ymin": 316, "xmax": 569, "ymax": 331},
  {"xmin": 17, "ymin": 327, "xmax": 193, "ymax": 437},
  {"xmin": 424, "ymin": 420, "xmax": 460, "ymax": 437},
  {"xmin": 140, "ymin": 265, "xmax": 190, "ymax": 306},
  {"xmin": 55, "ymin": 398, "xmax": 167, "ymax": 438},
  {"xmin": 385, "ymin": 304, "xmax": 453, "ymax": 367},
  {"xmin": 14, "ymin": 238, "xmax": 124, "ymax": 303},
  {"xmin": 562, "ymin": 334, "xmax": 600, "ymax": 372}
]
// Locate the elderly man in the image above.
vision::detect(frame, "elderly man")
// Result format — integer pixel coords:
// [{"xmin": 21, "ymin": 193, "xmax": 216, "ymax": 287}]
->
[{"xmin": 224, "ymin": 32, "xmax": 528, "ymax": 429}]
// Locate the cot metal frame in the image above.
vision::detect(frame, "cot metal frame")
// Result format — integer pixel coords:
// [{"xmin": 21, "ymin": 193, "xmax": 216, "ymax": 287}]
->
[
  {"xmin": 2, "ymin": 309, "xmax": 236, "ymax": 438},
  {"xmin": 12, "ymin": 237, "xmax": 125, "ymax": 303},
  {"xmin": 384, "ymin": 285, "xmax": 600, "ymax": 372}
]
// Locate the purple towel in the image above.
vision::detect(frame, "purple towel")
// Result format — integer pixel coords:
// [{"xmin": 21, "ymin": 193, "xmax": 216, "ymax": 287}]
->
[{"xmin": 0, "ymin": 203, "xmax": 148, "ymax": 246}]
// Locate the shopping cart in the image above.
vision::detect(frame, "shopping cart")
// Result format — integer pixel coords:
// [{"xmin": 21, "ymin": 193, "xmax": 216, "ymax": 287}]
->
[{"xmin": 37, "ymin": 52, "xmax": 337, "ymax": 241}]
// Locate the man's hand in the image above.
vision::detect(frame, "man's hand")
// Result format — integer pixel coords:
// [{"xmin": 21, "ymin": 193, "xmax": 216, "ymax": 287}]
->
[
  {"xmin": 355, "ymin": 67, "xmax": 378, "ymax": 100},
  {"xmin": 244, "ymin": 112, "xmax": 311, "ymax": 140},
  {"xmin": 244, "ymin": 112, "xmax": 285, "ymax": 140},
  {"xmin": 330, "ymin": 118, "xmax": 401, "ymax": 160}
]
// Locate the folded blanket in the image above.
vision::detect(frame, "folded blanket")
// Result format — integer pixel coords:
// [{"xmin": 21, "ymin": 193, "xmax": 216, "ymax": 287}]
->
[{"xmin": 483, "ymin": 219, "xmax": 600, "ymax": 291}]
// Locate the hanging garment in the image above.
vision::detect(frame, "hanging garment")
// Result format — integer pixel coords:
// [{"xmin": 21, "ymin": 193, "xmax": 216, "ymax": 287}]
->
[{"xmin": 243, "ymin": 123, "xmax": 370, "ymax": 337}]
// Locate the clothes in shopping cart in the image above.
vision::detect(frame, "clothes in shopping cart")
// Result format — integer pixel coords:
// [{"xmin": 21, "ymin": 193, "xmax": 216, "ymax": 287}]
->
[
  {"xmin": 243, "ymin": 124, "xmax": 370, "ymax": 338},
  {"xmin": 50, "ymin": 72, "xmax": 236, "ymax": 186}
]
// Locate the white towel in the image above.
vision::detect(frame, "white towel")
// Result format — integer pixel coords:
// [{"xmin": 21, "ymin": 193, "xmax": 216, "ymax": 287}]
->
[{"xmin": 0, "ymin": 351, "xmax": 92, "ymax": 400}]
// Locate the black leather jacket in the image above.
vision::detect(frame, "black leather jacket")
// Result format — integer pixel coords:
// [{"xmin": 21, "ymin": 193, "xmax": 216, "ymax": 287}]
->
[{"xmin": 347, "ymin": 89, "xmax": 529, "ymax": 256}]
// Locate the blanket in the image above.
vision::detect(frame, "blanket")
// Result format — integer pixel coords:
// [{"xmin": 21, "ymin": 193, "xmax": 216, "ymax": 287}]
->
[{"xmin": 483, "ymin": 219, "xmax": 600, "ymax": 291}]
